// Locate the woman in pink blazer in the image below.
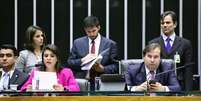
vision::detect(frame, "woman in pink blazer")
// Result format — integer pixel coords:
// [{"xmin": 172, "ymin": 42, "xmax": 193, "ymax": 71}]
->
[{"xmin": 20, "ymin": 44, "xmax": 80, "ymax": 92}]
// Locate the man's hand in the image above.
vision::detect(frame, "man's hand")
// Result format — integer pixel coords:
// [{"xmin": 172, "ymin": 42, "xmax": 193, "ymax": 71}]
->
[
  {"xmin": 134, "ymin": 81, "xmax": 148, "ymax": 91},
  {"xmin": 81, "ymin": 54, "xmax": 97, "ymax": 65},
  {"xmin": 149, "ymin": 82, "xmax": 166, "ymax": 92},
  {"xmin": 92, "ymin": 63, "xmax": 104, "ymax": 73}
]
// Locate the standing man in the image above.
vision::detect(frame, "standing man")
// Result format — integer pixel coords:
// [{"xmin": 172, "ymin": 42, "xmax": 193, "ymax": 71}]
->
[
  {"xmin": 0, "ymin": 44, "xmax": 28, "ymax": 90},
  {"xmin": 149, "ymin": 11, "xmax": 193, "ymax": 91},
  {"xmin": 67, "ymin": 16, "xmax": 119, "ymax": 90},
  {"xmin": 125, "ymin": 43, "xmax": 181, "ymax": 92}
]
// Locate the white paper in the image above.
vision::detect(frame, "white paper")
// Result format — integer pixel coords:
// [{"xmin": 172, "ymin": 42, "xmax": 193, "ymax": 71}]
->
[
  {"xmin": 33, "ymin": 71, "xmax": 57, "ymax": 91},
  {"xmin": 81, "ymin": 55, "xmax": 102, "ymax": 70}
]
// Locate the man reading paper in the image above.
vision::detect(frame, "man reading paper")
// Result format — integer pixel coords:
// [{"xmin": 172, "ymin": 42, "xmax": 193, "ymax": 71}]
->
[{"xmin": 67, "ymin": 16, "xmax": 119, "ymax": 90}]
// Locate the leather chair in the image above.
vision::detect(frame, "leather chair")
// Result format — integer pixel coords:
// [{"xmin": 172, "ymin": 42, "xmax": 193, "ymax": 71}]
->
[
  {"xmin": 119, "ymin": 59, "xmax": 175, "ymax": 74},
  {"xmin": 75, "ymin": 79, "xmax": 88, "ymax": 91}
]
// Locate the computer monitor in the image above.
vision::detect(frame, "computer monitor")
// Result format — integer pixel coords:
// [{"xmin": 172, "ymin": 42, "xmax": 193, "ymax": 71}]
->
[{"xmin": 99, "ymin": 74, "xmax": 125, "ymax": 91}]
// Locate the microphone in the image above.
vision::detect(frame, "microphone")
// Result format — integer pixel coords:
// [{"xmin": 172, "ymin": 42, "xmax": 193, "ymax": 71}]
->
[
  {"xmin": 27, "ymin": 63, "xmax": 44, "ymax": 68},
  {"xmin": 146, "ymin": 62, "xmax": 194, "ymax": 91},
  {"xmin": 151, "ymin": 62, "xmax": 194, "ymax": 80},
  {"xmin": 0, "ymin": 64, "xmax": 3, "ymax": 68}
]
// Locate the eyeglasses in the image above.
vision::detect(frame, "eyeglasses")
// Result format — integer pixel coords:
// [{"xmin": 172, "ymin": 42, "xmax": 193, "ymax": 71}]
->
[{"xmin": 0, "ymin": 53, "xmax": 13, "ymax": 58}]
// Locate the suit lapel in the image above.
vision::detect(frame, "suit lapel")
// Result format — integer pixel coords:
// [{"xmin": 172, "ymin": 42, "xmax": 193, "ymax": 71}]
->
[
  {"xmin": 136, "ymin": 64, "xmax": 146, "ymax": 83},
  {"xmin": 159, "ymin": 37, "xmax": 169, "ymax": 57},
  {"xmin": 83, "ymin": 37, "xmax": 90, "ymax": 55},
  {"xmin": 98, "ymin": 36, "xmax": 106, "ymax": 54},
  {"xmin": 169, "ymin": 36, "xmax": 181, "ymax": 54},
  {"xmin": 0, "ymin": 71, "xmax": 2, "ymax": 79},
  {"xmin": 9, "ymin": 70, "xmax": 19, "ymax": 84}
]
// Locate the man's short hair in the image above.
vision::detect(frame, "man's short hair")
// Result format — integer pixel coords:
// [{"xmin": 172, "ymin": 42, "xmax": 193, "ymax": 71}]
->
[
  {"xmin": 0, "ymin": 44, "xmax": 18, "ymax": 56},
  {"xmin": 161, "ymin": 11, "xmax": 177, "ymax": 24},
  {"xmin": 143, "ymin": 43, "xmax": 161, "ymax": 57},
  {"xmin": 83, "ymin": 16, "xmax": 100, "ymax": 28}
]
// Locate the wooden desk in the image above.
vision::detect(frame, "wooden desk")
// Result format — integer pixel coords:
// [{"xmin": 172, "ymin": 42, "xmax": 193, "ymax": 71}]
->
[{"xmin": 0, "ymin": 96, "xmax": 201, "ymax": 101}]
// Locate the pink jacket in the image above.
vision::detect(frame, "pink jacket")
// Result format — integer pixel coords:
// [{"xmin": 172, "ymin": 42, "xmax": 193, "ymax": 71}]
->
[{"xmin": 20, "ymin": 67, "xmax": 80, "ymax": 92}]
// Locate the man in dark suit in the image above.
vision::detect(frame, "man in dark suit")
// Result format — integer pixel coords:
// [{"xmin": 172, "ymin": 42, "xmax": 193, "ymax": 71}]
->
[
  {"xmin": 68, "ymin": 16, "xmax": 119, "ymax": 90},
  {"xmin": 149, "ymin": 11, "xmax": 193, "ymax": 91},
  {"xmin": 125, "ymin": 43, "xmax": 181, "ymax": 92},
  {"xmin": 0, "ymin": 44, "xmax": 28, "ymax": 90}
]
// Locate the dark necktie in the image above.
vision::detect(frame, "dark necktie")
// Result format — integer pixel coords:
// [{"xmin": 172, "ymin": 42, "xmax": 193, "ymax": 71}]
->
[
  {"xmin": 91, "ymin": 40, "xmax": 95, "ymax": 54},
  {"xmin": 165, "ymin": 37, "xmax": 172, "ymax": 53},
  {"xmin": 89, "ymin": 40, "xmax": 97, "ymax": 90}
]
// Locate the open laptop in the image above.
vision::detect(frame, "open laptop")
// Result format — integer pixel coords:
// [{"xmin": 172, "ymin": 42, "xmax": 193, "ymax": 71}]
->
[{"xmin": 99, "ymin": 74, "xmax": 126, "ymax": 91}]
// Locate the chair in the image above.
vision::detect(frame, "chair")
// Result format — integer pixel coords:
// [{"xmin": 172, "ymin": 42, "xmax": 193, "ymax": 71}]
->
[
  {"xmin": 75, "ymin": 79, "xmax": 88, "ymax": 91},
  {"xmin": 98, "ymin": 74, "xmax": 126, "ymax": 91},
  {"xmin": 119, "ymin": 59, "xmax": 175, "ymax": 74}
]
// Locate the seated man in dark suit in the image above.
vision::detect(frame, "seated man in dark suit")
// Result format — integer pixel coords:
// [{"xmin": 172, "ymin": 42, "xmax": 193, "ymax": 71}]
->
[
  {"xmin": 0, "ymin": 44, "xmax": 28, "ymax": 90},
  {"xmin": 125, "ymin": 43, "xmax": 181, "ymax": 92},
  {"xmin": 67, "ymin": 16, "xmax": 119, "ymax": 90}
]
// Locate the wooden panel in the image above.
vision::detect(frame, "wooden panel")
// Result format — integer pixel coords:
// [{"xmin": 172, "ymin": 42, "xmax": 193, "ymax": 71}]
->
[{"xmin": 0, "ymin": 96, "xmax": 201, "ymax": 101}]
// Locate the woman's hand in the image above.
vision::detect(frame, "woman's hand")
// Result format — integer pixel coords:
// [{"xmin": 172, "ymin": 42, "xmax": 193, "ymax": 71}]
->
[
  {"xmin": 53, "ymin": 84, "xmax": 65, "ymax": 91},
  {"xmin": 26, "ymin": 85, "xmax": 32, "ymax": 91}
]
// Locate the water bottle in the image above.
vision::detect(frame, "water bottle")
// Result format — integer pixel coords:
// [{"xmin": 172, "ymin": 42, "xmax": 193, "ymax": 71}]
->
[
  {"xmin": 32, "ymin": 77, "xmax": 39, "ymax": 90},
  {"xmin": 35, "ymin": 77, "xmax": 39, "ymax": 90},
  {"xmin": 95, "ymin": 77, "xmax": 100, "ymax": 91}
]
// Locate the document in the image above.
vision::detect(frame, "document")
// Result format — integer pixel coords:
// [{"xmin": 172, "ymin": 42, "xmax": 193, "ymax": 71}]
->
[
  {"xmin": 81, "ymin": 48, "xmax": 110, "ymax": 70},
  {"xmin": 81, "ymin": 55, "xmax": 103, "ymax": 70},
  {"xmin": 33, "ymin": 71, "xmax": 57, "ymax": 91}
]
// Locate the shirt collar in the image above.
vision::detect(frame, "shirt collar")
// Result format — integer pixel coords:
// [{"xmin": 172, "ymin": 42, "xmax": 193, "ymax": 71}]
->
[
  {"xmin": 88, "ymin": 33, "xmax": 101, "ymax": 43},
  {"xmin": 145, "ymin": 65, "xmax": 156, "ymax": 75},
  {"xmin": 161, "ymin": 32, "xmax": 176, "ymax": 41},
  {"xmin": 1, "ymin": 68, "xmax": 15, "ymax": 78}
]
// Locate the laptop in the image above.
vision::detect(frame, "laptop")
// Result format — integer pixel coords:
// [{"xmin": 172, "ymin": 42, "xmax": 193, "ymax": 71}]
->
[{"xmin": 99, "ymin": 74, "xmax": 125, "ymax": 91}]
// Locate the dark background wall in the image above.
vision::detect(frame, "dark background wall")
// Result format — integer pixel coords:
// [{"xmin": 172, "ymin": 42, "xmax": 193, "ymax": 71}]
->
[{"xmin": 0, "ymin": 0, "xmax": 199, "ymax": 89}]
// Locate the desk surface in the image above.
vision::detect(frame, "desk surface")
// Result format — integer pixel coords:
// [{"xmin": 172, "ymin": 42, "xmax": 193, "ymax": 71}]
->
[{"xmin": 0, "ymin": 96, "xmax": 201, "ymax": 101}]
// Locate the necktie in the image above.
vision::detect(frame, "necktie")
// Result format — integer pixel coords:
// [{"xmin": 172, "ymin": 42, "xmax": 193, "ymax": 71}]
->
[
  {"xmin": 3, "ymin": 73, "xmax": 10, "ymax": 90},
  {"xmin": 89, "ymin": 40, "xmax": 97, "ymax": 90},
  {"xmin": 165, "ymin": 37, "xmax": 172, "ymax": 53},
  {"xmin": 91, "ymin": 40, "xmax": 95, "ymax": 54},
  {"xmin": 150, "ymin": 71, "xmax": 155, "ymax": 80}
]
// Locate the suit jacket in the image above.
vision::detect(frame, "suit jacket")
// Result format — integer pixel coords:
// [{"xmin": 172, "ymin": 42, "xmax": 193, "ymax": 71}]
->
[
  {"xmin": 15, "ymin": 50, "xmax": 42, "ymax": 74},
  {"xmin": 125, "ymin": 61, "xmax": 181, "ymax": 92},
  {"xmin": 149, "ymin": 36, "xmax": 193, "ymax": 91},
  {"xmin": 0, "ymin": 69, "xmax": 28, "ymax": 90},
  {"xmin": 67, "ymin": 35, "xmax": 119, "ymax": 78},
  {"xmin": 20, "ymin": 68, "xmax": 80, "ymax": 92}
]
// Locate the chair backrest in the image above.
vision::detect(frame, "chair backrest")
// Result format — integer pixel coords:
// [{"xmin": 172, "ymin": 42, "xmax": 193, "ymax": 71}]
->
[
  {"xmin": 75, "ymin": 79, "xmax": 88, "ymax": 91},
  {"xmin": 120, "ymin": 59, "xmax": 175, "ymax": 74}
]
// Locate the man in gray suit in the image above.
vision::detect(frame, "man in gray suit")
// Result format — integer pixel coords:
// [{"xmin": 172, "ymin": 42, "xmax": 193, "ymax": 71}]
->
[
  {"xmin": 68, "ymin": 16, "xmax": 119, "ymax": 90},
  {"xmin": 149, "ymin": 11, "xmax": 193, "ymax": 91},
  {"xmin": 0, "ymin": 44, "xmax": 28, "ymax": 90},
  {"xmin": 125, "ymin": 43, "xmax": 181, "ymax": 92}
]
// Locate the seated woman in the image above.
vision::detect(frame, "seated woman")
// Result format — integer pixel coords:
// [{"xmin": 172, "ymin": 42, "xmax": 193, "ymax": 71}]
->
[{"xmin": 20, "ymin": 44, "xmax": 80, "ymax": 92}]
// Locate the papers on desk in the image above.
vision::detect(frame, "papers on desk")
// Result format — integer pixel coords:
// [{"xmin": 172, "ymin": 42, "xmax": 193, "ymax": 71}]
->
[{"xmin": 32, "ymin": 71, "xmax": 57, "ymax": 91}]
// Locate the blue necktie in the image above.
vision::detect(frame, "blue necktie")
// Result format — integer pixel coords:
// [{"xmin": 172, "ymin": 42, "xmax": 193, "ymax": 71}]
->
[
  {"xmin": 165, "ymin": 37, "xmax": 172, "ymax": 53},
  {"xmin": 3, "ymin": 73, "xmax": 10, "ymax": 90}
]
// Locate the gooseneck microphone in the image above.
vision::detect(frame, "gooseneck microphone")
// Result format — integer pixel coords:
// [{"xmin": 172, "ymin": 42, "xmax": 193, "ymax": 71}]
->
[
  {"xmin": 146, "ymin": 62, "xmax": 194, "ymax": 92},
  {"xmin": 151, "ymin": 62, "xmax": 194, "ymax": 80}
]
